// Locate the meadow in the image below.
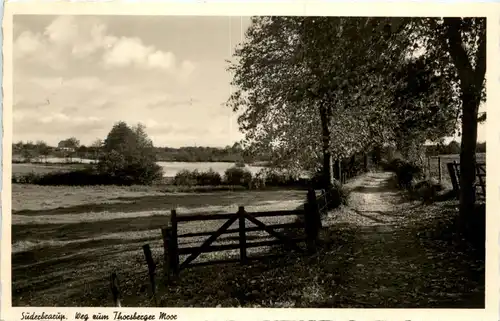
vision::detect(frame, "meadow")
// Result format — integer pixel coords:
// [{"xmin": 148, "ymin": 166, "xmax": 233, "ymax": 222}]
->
[
  {"xmin": 11, "ymin": 183, "xmax": 306, "ymax": 306},
  {"xmin": 425, "ymin": 153, "xmax": 485, "ymax": 187}
]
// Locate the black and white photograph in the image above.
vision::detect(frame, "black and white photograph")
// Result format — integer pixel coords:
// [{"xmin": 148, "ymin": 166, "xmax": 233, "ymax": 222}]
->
[{"xmin": 8, "ymin": 11, "xmax": 488, "ymax": 309}]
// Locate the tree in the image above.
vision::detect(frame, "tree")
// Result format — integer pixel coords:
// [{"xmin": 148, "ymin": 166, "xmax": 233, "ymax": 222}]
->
[
  {"xmin": 389, "ymin": 55, "xmax": 460, "ymax": 165},
  {"xmin": 21, "ymin": 141, "xmax": 37, "ymax": 162},
  {"xmin": 90, "ymin": 139, "xmax": 104, "ymax": 162},
  {"xmin": 443, "ymin": 18, "xmax": 486, "ymax": 224},
  {"xmin": 76, "ymin": 145, "xmax": 89, "ymax": 161},
  {"xmin": 98, "ymin": 121, "xmax": 163, "ymax": 184},
  {"xmin": 228, "ymin": 17, "xmax": 443, "ymax": 187},
  {"xmin": 399, "ymin": 17, "xmax": 486, "ymax": 228},
  {"xmin": 35, "ymin": 140, "xmax": 50, "ymax": 162}
]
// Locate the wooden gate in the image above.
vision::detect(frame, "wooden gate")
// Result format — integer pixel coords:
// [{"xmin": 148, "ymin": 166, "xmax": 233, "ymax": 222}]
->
[
  {"xmin": 160, "ymin": 189, "xmax": 329, "ymax": 281},
  {"xmin": 447, "ymin": 161, "xmax": 486, "ymax": 201}
]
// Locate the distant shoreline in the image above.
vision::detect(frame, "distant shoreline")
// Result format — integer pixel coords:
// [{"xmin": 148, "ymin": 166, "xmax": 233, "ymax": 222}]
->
[{"xmin": 12, "ymin": 160, "xmax": 270, "ymax": 165}]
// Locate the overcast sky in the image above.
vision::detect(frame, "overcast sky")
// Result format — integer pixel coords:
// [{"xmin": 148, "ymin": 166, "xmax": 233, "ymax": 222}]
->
[
  {"xmin": 13, "ymin": 15, "xmax": 485, "ymax": 148},
  {"xmin": 13, "ymin": 15, "xmax": 251, "ymax": 148}
]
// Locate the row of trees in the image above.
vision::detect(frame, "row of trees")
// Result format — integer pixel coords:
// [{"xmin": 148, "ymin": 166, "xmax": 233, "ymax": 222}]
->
[
  {"xmin": 425, "ymin": 141, "xmax": 486, "ymax": 156},
  {"xmin": 13, "ymin": 140, "xmax": 266, "ymax": 163},
  {"xmin": 228, "ymin": 17, "xmax": 485, "ymax": 229}
]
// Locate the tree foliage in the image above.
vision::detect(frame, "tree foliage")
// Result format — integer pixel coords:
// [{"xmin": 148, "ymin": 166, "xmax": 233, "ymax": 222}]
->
[
  {"xmin": 227, "ymin": 17, "xmax": 461, "ymax": 183},
  {"xmin": 98, "ymin": 121, "xmax": 163, "ymax": 185},
  {"xmin": 403, "ymin": 17, "xmax": 486, "ymax": 225}
]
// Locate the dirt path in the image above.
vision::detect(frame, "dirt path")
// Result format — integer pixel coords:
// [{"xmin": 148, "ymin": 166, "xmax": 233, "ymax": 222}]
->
[{"xmin": 319, "ymin": 171, "xmax": 485, "ymax": 308}]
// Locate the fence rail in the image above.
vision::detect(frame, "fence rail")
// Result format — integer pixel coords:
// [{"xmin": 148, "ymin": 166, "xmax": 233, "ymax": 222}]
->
[
  {"xmin": 110, "ymin": 188, "xmax": 337, "ymax": 305},
  {"xmin": 157, "ymin": 188, "xmax": 331, "ymax": 282}
]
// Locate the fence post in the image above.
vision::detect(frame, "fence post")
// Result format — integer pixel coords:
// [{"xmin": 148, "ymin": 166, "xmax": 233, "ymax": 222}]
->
[
  {"xmin": 238, "ymin": 206, "xmax": 248, "ymax": 265},
  {"xmin": 334, "ymin": 159, "xmax": 340, "ymax": 180},
  {"xmin": 438, "ymin": 156, "xmax": 442, "ymax": 183},
  {"xmin": 142, "ymin": 244, "xmax": 158, "ymax": 306},
  {"xmin": 307, "ymin": 188, "xmax": 318, "ymax": 213},
  {"xmin": 170, "ymin": 210, "xmax": 180, "ymax": 277},
  {"xmin": 109, "ymin": 272, "xmax": 121, "ymax": 307},
  {"xmin": 304, "ymin": 203, "xmax": 319, "ymax": 254}
]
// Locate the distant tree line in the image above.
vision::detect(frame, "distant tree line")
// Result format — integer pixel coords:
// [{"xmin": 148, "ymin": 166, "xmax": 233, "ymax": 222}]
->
[
  {"xmin": 12, "ymin": 139, "xmax": 270, "ymax": 164},
  {"xmin": 424, "ymin": 140, "xmax": 486, "ymax": 157}
]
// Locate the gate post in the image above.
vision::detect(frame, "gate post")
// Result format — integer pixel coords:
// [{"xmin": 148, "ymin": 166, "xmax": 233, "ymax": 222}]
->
[
  {"xmin": 447, "ymin": 163, "xmax": 459, "ymax": 199},
  {"xmin": 238, "ymin": 206, "xmax": 248, "ymax": 265},
  {"xmin": 305, "ymin": 189, "xmax": 321, "ymax": 254},
  {"xmin": 161, "ymin": 227, "xmax": 175, "ymax": 283},
  {"xmin": 142, "ymin": 244, "xmax": 157, "ymax": 306},
  {"xmin": 170, "ymin": 210, "xmax": 180, "ymax": 277}
]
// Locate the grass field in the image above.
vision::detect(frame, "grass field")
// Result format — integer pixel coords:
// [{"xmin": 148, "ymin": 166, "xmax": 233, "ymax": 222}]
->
[
  {"xmin": 11, "ymin": 184, "xmax": 307, "ymax": 306},
  {"xmin": 12, "ymin": 163, "xmax": 88, "ymax": 175},
  {"xmin": 426, "ymin": 153, "xmax": 486, "ymax": 188}
]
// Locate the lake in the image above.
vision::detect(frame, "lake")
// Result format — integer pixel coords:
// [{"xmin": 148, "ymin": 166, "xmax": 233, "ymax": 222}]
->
[
  {"xmin": 13, "ymin": 157, "xmax": 265, "ymax": 178},
  {"xmin": 156, "ymin": 161, "xmax": 264, "ymax": 177}
]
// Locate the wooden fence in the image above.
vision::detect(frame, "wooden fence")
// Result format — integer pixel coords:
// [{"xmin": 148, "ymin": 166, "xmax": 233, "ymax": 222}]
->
[
  {"xmin": 447, "ymin": 161, "xmax": 486, "ymax": 201},
  {"xmin": 110, "ymin": 188, "xmax": 335, "ymax": 305},
  {"xmin": 155, "ymin": 188, "xmax": 330, "ymax": 282}
]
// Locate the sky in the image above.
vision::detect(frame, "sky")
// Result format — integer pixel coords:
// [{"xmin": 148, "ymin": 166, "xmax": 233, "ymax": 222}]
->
[
  {"xmin": 13, "ymin": 15, "xmax": 251, "ymax": 148},
  {"xmin": 12, "ymin": 15, "xmax": 486, "ymax": 148}
]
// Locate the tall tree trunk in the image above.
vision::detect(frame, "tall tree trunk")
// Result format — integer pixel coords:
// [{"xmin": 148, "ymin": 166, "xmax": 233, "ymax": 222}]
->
[
  {"xmin": 459, "ymin": 91, "xmax": 479, "ymax": 228},
  {"xmin": 444, "ymin": 17, "xmax": 486, "ymax": 231},
  {"xmin": 319, "ymin": 103, "xmax": 334, "ymax": 189}
]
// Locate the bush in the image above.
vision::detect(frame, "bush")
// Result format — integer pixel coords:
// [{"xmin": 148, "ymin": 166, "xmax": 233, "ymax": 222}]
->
[
  {"xmin": 386, "ymin": 158, "xmax": 422, "ymax": 189},
  {"xmin": 250, "ymin": 171, "xmax": 266, "ymax": 190},
  {"xmin": 12, "ymin": 172, "xmax": 42, "ymax": 184},
  {"xmin": 224, "ymin": 166, "xmax": 253, "ymax": 187},
  {"xmin": 325, "ymin": 179, "xmax": 350, "ymax": 210},
  {"xmin": 173, "ymin": 169, "xmax": 198, "ymax": 186},
  {"xmin": 12, "ymin": 167, "xmax": 132, "ymax": 186},
  {"xmin": 173, "ymin": 169, "xmax": 222, "ymax": 186},
  {"xmin": 197, "ymin": 168, "xmax": 222, "ymax": 186},
  {"xmin": 410, "ymin": 179, "xmax": 443, "ymax": 204},
  {"xmin": 264, "ymin": 171, "xmax": 293, "ymax": 187}
]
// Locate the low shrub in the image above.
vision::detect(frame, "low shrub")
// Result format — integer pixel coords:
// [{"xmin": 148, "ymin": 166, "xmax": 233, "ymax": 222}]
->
[
  {"xmin": 197, "ymin": 168, "xmax": 222, "ymax": 186},
  {"xmin": 250, "ymin": 171, "xmax": 266, "ymax": 190},
  {"xmin": 255, "ymin": 168, "xmax": 299, "ymax": 187},
  {"xmin": 159, "ymin": 184, "xmax": 247, "ymax": 193},
  {"xmin": 325, "ymin": 179, "xmax": 351, "ymax": 210},
  {"xmin": 224, "ymin": 166, "xmax": 253, "ymax": 187},
  {"xmin": 12, "ymin": 167, "xmax": 128, "ymax": 186},
  {"xmin": 410, "ymin": 179, "xmax": 444, "ymax": 204},
  {"xmin": 173, "ymin": 169, "xmax": 198, "ymax": 186},
  {"xmin": 386, "ymin": 158, "xmax": 422, "ymax": 189},
  {"xmin": 173, "ymin": 169, "xmax": 222, "ymax": 186},
  {"xmin": 12, "ymin": 172, "xmax": 42, "ymax": 184}
]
